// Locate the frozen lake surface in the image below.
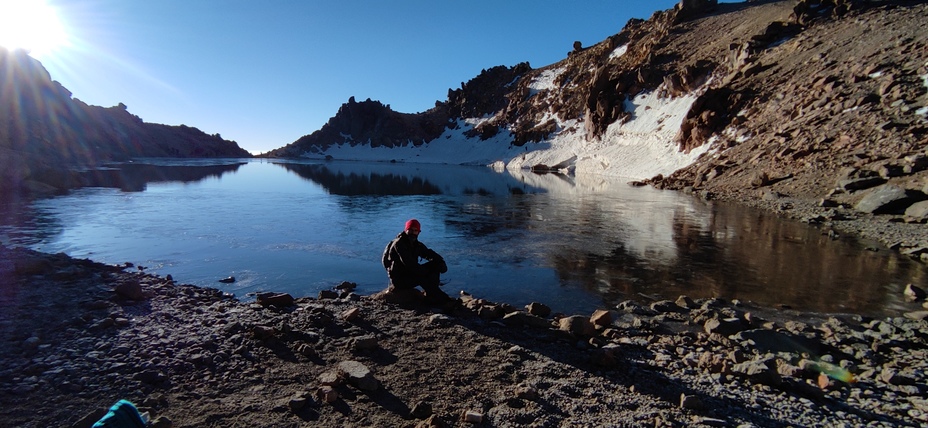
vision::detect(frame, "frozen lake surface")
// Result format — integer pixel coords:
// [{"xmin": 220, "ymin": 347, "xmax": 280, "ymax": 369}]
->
[{"xmin": 1, "ymin": 158, "xmax": 924, "ymax": 317}]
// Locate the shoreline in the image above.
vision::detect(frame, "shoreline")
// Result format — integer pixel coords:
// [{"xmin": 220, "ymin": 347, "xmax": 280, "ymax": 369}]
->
[{"xmin": 1, "ymin": 245, "xmax": 926, "ymax": 427}]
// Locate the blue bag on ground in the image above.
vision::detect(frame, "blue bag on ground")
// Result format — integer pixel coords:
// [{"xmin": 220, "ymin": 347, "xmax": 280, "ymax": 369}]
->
[{"xmin": 92, "ymin": 399, "xmax": 147, "ymax": 428}]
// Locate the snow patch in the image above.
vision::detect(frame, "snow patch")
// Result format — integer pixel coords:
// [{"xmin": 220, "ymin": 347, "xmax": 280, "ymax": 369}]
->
[
  {"xmin": 303, "ymin": 82, "xmax": 710, "ymax": 181},
  {"xmin": 528, "ymin": 67, "xmax": 564, "ymax": 96},
  {"xmin": 609, "ymin": 44, "xmax": 628, "ymax": 60}
]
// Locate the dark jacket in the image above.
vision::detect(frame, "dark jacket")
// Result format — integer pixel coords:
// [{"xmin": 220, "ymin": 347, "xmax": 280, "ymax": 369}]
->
[{"xmin": 382, "ymin": 232, "xmax": 443, "ymax": 285}]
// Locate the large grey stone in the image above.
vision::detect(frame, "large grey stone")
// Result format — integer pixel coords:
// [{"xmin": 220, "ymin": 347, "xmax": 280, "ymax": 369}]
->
[{"xmin": 855, "ymin": 185, "xmax": 926, "ymax": 214}]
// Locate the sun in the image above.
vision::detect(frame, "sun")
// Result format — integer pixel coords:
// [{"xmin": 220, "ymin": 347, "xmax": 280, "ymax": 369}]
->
[{"xmin": 0, "ymin": 0, "xmax": 68, "ymax": 58}]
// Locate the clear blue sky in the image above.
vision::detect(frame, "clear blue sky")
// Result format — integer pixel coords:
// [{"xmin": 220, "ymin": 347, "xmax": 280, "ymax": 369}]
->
[{"xmin": 27, "ymin": 1, "xmax": 687, "ymax": 154}]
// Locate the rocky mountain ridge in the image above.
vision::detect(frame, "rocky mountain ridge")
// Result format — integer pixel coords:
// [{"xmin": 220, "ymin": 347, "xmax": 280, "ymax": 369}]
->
[
  {"xmin": 0, "ymin": 48, "xmax": 252, "ymax": 200},
  {"xmin": 267, "ymin": 0, "xmax": 928, "ymax": 215}
]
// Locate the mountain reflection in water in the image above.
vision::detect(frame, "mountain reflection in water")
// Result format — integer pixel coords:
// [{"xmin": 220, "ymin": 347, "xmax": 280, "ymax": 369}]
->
[{"xmin": 1, "ymin": 159, "xmax": 924, "ymax": 317}]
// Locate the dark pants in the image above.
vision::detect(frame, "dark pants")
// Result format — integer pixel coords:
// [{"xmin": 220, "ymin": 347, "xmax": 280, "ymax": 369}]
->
[{"xmin": 391, "ymin": 260, "xmax": 449, "ymax": 302}]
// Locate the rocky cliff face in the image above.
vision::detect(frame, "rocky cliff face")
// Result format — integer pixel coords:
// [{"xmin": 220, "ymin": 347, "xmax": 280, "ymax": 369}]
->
[
  {"xmin": 0, "ymin": 48, "xmax": 252, "ymax": 199},
  {"xmin": 269, "ymin": 0, "xmax": 928, "ymax": 209}
]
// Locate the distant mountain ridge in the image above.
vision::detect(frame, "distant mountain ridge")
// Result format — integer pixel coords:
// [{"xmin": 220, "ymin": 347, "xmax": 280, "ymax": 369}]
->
[{"xmin": 0, "ymin": 47, "xmax": 251, "ymax": 199}]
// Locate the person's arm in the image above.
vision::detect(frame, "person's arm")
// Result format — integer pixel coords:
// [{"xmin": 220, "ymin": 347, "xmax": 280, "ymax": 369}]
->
[
  {"xmin": 418, "ymin": 241, "xmax": 441, "ymax": 262},
  {"xmin": 418, "ymin": 242, "xmax": 448, "ymax": 273}
]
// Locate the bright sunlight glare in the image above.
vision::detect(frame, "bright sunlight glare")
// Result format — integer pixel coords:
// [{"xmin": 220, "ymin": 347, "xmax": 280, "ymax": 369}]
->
[{"xmin": 0, "ymin": 0, "xmax": 68, "ymax": 57}]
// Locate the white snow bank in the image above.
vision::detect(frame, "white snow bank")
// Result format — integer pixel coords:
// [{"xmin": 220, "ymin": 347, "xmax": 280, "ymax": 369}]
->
[
  {"xmin": 609, "ymin": 44, "xmax": 628, "ymax": 60},
  {"xmin": 503, "ymin": 89, "xmax": 709, "ymax": 179},
  {"xmin": 301, "ymin": 82, "xmax": 710, "ymax": 180}
]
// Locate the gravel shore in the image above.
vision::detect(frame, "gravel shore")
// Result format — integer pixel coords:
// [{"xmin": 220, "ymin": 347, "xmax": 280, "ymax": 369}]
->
[{"xmin": 1, "ymin": 244, "xmax": 926, "ymax": 427}]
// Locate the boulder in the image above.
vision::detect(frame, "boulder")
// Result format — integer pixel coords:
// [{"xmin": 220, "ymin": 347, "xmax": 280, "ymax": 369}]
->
[
  {"xmin": 337, "ymin": 360, "xmax": 380, "ymax": 391},
  {"xmin": 904, "ymin": 201, "xmax": 928, "ymax": 219},
  {"xmin": 854, "ymin": 185, "xmax": 926, "ymax": 214},
  {"xmin": 114, "ymin": 281, "xmax": 144, "ymax": 301},
  {"xmin": 525, "ymin": 302, "xmax": 552, "ymax": 317},
  {"xmin": 318, "ymin": 290, "xmax": 340, "ymax": 300},
  {"xmin": 704, "ymin": 317, "xmax": 748, "ymax": 336},
  {"xmin": 558, "ymin": 316, "xmax": 596, "ymax": 336},
  {"xmin": 903, "ymin": 311, "xmax": 928, "ymax": 321},
  {"xmin": 675, "ymin": 295, "xmax": 697, "ymax": 310},
  {"xmin": 318, "ymin": 386, "xmax": 338, "ymax": 404},
  {"xmin": 680, "ymin": 393, "xmax": 704, "ymax": 410},
  {"xmin": 256, "ymin": 292, "xmax": 294, "ymax": 307},
  {"xmin": 351, "ymin": 336, "xmax": 379, "ymax": 351},
  {"xmin": 904, "ymin": 283, "xmax": 927, "ymax": 301},
  {"xmin": 732, "ymin": 359, "xmax": 781, "ymax": 386},
  {"xmin": 590, "ymin": 309, "xmax": 613, "ymax": 327}
]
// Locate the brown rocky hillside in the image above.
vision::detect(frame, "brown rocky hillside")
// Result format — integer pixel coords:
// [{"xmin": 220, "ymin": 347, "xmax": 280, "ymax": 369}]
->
[{"xmin": 270, "ymin": 0, "xmax": 927, "ymax": 215}]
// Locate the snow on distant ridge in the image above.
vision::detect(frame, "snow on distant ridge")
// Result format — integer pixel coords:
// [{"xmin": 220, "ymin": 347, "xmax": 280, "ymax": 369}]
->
[{"xmin": 300, "ymin": 82, "xmax": 710, "ymax": 180}]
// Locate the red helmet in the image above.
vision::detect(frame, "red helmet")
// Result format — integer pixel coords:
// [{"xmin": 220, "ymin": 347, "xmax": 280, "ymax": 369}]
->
[{"xmin": 405, "ymin": 219, "xmax": 421, "ymax": 232}]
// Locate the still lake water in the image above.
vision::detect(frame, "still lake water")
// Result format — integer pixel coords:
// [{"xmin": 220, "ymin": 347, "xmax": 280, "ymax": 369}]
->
[{"xmin": 1, "ymin": 158, "xmax": 926, "ymax": 317}]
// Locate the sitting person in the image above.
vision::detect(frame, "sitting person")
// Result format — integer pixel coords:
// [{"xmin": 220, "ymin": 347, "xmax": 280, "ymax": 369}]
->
[{"xmin": 381, "ymin": 219, "xmax": 452, "ymax": 305}]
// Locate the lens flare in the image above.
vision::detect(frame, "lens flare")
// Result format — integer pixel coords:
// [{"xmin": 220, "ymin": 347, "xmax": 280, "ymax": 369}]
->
[{"xmin": 0, "ymin": 0, "xmax": 69, "ymax": 58}]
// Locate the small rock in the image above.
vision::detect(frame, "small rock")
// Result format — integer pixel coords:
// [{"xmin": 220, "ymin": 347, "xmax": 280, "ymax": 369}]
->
[
  {"xmin": 817, "ymin": 372, "xmax": 835, "ymax": 390},
  {"xmin": 318, "ymin": 386, "xmax": 339, "ymax": 404},
  {"xmin": 23, "ymin": 336, "xmax": 40, "ymax": 349},
  {"xmin": 150, "ymin": 416, "xmax": 173, "ymax": 428},
  {"xmin": 318, "ymin": 371, "xmax": 340, "ymax": 386},
  {"xmin": 351, "ymin": 336, "xmax": 379, "ymax": 351},
  {"xmin": 650, "ymin": 300, "xmax": 682, "ymax": 313},
  {"xmin": 114, "ymin": 281, "xmax": 144, "ymax": 300},
  {"xmin": 417, "ymin": 414, "xmax": 447, "ymax": 428},
  {"xmin": 904, "ymin": 283, "xmax": 926, "ymax": 301},
  {"xmin": 318, "ymin": 290, "xmax": 339, "ymax": 300},
  {"xmin": 288, "ymin": 394, "xmax": 309, "ymax": 411},
  {"xmin": 904, "ymin": 201, "xmax": 928, "ymax": 219},
  {"xmin": 411, "ymin": 401, "xmax": 433, "ymax": 419},
  {"xmin": 252, "ymin": 325, "xmax": 276, "ymax": 340},
  {"xmin": 698, "ymin": 417, "xmax": 728, "ymax": 427},
  {"xmin": 341, "ymin": 307, "xmax": 361, "ymax": 321},
  {"xmin": 590, "ymin": 309, "xmax": 613, "ymax": 326},
  {"xmin": 525, "ymin": 302, "xmax": 552, "ymax": 317},
  {"xmin": 680, "ymin": 393, "xmax": 704, "ymax": 410},
  {"xmin": 335, "ymin": 281, "xmax": 357, "ymax": 291},
  {"xmin": 903, "ymin": 310, "xmax": 928, "ymax": 321},
  {"xmin": 881, "ymin": 368, "xmax": 917, "ymax": 386},
  {"xmin": 463, "ymin": 410, "xmax": 484, "ymax": 423},
  {"xmin": 514, "ymin": 385, "xmax": 539, "ymax": 401},
  {"xmin": 750, "ymin": 171, "xmax": 770, "ymax": 188},
  {"xmin": 704, "ymin": 317, "xmax": 747, "ymax": 336},
  {"xmin": 501, "ymin": 311, "xmax": 551, "ymax": 328},
  {"xmin": 675, "ymin": 295, "xmax": 697, "ymax": 310},
  {"xmin": 297, "ymin": 343, "xmax": 317, "ymax": 358}
]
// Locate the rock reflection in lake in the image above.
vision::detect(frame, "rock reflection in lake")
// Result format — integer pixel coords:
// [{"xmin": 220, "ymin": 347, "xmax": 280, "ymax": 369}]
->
[
  {"xmin": 80, "ymin": 160, "xmax": 246, "ymax": 192},
  {"xmin": 1, "ymin": 159, "xmax": 923, "ymax": 318}
]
